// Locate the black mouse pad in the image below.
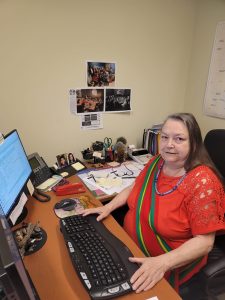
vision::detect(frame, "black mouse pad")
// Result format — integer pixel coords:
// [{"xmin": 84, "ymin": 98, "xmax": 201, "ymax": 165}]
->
[{"xmin": 53, "ymin": 195, "xmax": 97, "ymax": 219}]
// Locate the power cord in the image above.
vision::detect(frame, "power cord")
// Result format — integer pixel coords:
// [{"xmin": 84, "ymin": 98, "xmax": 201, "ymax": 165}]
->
[{"xmin": 33, "ymin": 189, "xmax": 51, "ymax": 202}]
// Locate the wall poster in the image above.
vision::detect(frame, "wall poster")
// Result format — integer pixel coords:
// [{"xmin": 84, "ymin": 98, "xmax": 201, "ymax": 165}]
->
[{"xmin": 204, "ymin": 21, "xmax": 225, "ymax": 119}]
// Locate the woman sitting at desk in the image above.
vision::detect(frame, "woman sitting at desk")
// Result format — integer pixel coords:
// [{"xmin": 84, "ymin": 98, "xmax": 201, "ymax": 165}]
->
[{"xmin": 82, "ymin": 112, "xmax": 225, "ymax": 299}]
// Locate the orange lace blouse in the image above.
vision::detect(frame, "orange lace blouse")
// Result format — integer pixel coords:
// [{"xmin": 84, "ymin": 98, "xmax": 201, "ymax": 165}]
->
[{"xmin": 124, "ymin": 164, "xmax": 225, "ymax": 256}]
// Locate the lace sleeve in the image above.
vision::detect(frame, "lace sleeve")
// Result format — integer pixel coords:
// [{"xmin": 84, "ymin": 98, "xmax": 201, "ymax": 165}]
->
[{"xmin": 183, "ymin": 166, "xmax": 225, "ymax": 235}]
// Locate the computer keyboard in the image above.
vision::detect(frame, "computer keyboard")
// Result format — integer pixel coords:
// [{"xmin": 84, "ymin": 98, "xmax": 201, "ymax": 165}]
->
[{"xmin": 59, "ymin": 214, "xmax": 139, "ymax": 300}]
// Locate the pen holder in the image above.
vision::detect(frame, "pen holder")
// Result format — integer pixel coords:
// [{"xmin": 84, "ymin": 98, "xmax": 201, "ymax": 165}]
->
[{"xmin": 104, "ymin": 149, "xmax": 114, "ymax": 162}]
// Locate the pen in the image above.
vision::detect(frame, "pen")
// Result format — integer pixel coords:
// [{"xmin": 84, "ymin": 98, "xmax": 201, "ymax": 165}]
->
[{"xmin": 87, "ymin": 174, "xmax": 96, "ymax": 182}]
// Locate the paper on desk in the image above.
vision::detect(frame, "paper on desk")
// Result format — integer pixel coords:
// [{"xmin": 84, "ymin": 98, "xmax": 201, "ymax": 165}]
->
[
  {"xmin": 36, "ymin": 177, "xmax": 62, "ymax": 191},
  {"xmin": 96, "ymin": 177, "xmax": 123, "ymax": 188},
  {"xmin": 76, "ymin": 171, "xmax": 107, "ymax": 197},
  {"xmin": 145, "ymin": 297, "xmax": 159, "ymax": 300},
  {"xmin": 81, "ymin": 163, "xmax": 143, "ymax": 195},
  {"xmin": 72, "ymin": 162, "xmax": 85, "ymax": 171},
  {"xmin": 93, "ymin": 151, "xmax": 102, "ymax": 158},
  {"xmin": 82, "ymin": 176, "xmax": 134, "ymax": 195},
  {"xmin": 10, "ymin": 192, "xmax": 28, "ymax": 225}
]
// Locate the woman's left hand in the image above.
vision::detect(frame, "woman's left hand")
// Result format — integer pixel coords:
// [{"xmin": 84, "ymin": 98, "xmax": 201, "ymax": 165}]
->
[{"xmin": 129, "ymin": 256, "xmax": 168, "ymax": 293}]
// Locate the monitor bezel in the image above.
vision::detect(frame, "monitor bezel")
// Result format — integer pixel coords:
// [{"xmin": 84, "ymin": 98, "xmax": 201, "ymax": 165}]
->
[
  {"xmin": 0, "ymin": 213, "xmax": 39, "ymax": 300},
  {"xmin": 0, "ymin": 129, "xmax": 32, "ymax": 222}
]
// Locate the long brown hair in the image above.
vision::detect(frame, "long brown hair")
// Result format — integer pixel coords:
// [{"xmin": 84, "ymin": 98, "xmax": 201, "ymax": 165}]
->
[{"xmin": 163, "ymin": 113, "xmax": 223, "ymax": 182}]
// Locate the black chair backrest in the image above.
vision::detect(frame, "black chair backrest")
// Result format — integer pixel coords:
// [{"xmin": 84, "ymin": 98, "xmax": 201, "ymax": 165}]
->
[{"xmin": 204, "ymin": 129, "xmax": 225, "ymax": 178}]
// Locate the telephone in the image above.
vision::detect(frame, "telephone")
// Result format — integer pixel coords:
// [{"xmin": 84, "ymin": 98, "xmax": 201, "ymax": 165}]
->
[
  {"xmin": 27, "ymin": 152, "xmax": 62, "ymax": 193},
  {"xmin": 28, "ymin": 152, "xmax": 53, "ymax": 187}
]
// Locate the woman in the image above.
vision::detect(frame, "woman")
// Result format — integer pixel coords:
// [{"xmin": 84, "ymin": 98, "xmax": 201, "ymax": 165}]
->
[
  {"xmin": 59, "ymin": 155, "xmax": 68, "ymax": 168},
  {"xmin": 68, "ymin": 153, "xmax": 76, "ymax": 164},
  {"xmin": 82, "ymin": 113, "xmax": 225, "ymax": 299}
]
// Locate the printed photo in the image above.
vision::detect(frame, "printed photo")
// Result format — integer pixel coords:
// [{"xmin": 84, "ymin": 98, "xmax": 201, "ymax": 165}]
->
[
  {"xmin": 76, "ymin": 88, "xmax": 104, "ymax": 114},
  {"xmin": 56, "ymin": 153, "xmax": 69, "ymax": 169},
  {"xmin": 87, "ymin": 61, "xmax": 116, "ymax": 87},
  {"xmin": 105, "ymin": 89, "xmax": 131, "ymax": 112},
  {"xmin": 80, "ymin": 113, "xmax": 103, "ymax": 130},
  {"xmin": 67, "ymin": 153, "xmax": 76, "ymax": 164}
]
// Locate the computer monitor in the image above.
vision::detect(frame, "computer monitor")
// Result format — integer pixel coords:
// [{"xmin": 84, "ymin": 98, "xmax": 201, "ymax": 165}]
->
[
  {"xmin": 0, "ymin": 130, "xmax": 32, "ymax": 225},
  {"xmin": 0, "ymin": 211, "xmax": 39, "ymax": 299}
]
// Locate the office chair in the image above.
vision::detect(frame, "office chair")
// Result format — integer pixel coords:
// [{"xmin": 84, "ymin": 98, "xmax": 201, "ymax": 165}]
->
[{"xmin": 202, "ymin": 129, "xmax": 225, "ymax": 298}]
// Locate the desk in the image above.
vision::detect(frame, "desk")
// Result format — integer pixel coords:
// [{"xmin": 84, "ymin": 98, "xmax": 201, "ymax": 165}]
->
[{"xmin": 23, "ymin": 176, "xmax": 181, "ymax": 300}]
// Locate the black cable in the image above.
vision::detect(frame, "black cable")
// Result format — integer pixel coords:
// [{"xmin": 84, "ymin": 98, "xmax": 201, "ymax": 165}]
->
[{"xmin": 33, "ymin": 189, "xmax": 51, "ymax": 202}]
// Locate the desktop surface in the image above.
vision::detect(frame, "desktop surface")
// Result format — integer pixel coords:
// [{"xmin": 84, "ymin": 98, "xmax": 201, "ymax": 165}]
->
[{"xmin": 21, "ymin": 176, "xmax": 181, "ymax": 300}]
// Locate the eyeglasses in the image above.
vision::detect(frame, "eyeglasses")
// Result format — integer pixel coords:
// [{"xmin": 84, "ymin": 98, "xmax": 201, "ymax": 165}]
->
[{"xmin": 110, "ymin": 165, "xmax": 135, "ymax": 178}]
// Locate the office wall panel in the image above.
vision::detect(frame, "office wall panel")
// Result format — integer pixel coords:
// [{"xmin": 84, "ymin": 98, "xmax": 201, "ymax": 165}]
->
[{"xmin": 0, "ymin": 0, "xmax": 196, "ymax": 165}]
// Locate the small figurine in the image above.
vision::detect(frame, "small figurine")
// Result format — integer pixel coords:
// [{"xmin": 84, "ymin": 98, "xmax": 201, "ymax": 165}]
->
[
  {"xmin": 114, "ymin": 137, "xmax": 127, "ymax": 163},
  {"xmin": 14, "ymin": 222, "xmax": 42, "ymax": 257}
]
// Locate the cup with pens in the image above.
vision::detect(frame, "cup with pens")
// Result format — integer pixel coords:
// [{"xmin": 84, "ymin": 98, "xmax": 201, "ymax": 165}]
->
[{"xmin": 103, "ymin": 137, "xmax": 114, "ymax": 162}]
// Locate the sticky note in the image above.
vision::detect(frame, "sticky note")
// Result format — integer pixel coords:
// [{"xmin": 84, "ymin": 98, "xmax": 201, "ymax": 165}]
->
[{"xmin": 72, "ymin": 162, "xmax": 85, "ymax": 171}]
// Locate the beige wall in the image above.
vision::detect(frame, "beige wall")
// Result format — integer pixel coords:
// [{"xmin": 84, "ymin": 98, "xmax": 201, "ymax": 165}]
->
[
  {"xmin": 184, "ymin": 0, "xmax": 225, "ymax": 136},
  {"xmin": 0, "ymin": 0, "xmax": 197, "ymax": 165}
]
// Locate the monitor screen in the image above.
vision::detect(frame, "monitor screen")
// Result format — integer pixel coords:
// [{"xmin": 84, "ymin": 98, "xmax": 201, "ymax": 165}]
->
[
  {"xmin": 0, "ymin": 211, "xmax": 39, "ymax": 300},
  {"xmin": 0, "ymin": 130, "xmax": 32, "ymax": 220}
]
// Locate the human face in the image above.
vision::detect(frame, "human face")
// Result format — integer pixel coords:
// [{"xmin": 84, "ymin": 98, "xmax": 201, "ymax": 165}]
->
[
  {"xmin": 159, "ymin": 119, "xmax": 190, "ymax": 167},
  {"xmin": 61, "ymin": 158, "xmax": 66, "ymax": 164}
]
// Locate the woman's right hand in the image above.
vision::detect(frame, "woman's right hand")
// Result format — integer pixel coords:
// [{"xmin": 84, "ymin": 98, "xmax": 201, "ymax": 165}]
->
[
  {"xmin": 81, "ymin": 204, "xmax": 112, "ymax": 221},
  {"xmin": 81, "ymin": 184, "xmax": 134, "ymax": 222}
]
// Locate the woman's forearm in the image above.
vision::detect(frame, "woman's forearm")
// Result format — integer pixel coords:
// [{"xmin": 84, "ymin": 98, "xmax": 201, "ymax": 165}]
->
[
  {"xmin": 161, "ymin": 233, "xmax": 215, "ymax": 271},
  {"xmin": 106, "ymin": 183, "xmax": 134, "ymax": 212}
]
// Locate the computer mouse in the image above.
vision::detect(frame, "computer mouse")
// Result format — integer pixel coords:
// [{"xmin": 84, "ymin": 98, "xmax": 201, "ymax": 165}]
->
[{"xmin": 54, "ymin": 198, "xmax": 76, "ymax": 211}]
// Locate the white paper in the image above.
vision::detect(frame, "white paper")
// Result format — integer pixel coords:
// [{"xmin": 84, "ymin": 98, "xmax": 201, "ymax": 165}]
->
[
  {"xmin": 0, "ymin": 132, "xmax": 4, "ymax": 144},
  {"xmin": 204, "ymin": 21, "xmax": 225, "ymax": 118},
  {"xmin": 69, "ymin": 89, "xmax": 77, "ymax": 114},
  {"xmin": 82, "ymin": 175, "xmax": 134, "ymax": 195},
  {"xmin": 80, "ymin": 113, "xmax": 103, "ymax": 130},
  {"xmin": 10, "ymin": 192, "xmax": 28, "ymax": 225},
  {"xmin": 79, "ymin": 162, "xmax": 143, "ymax": 195},
  {"xmin": 145, "ymin": 297, "xmax": 159, "ymax": 300},
  {"xmin": 93, "ymin": 151, "xmax": 102, "ymax": 158},
  {"xmin": 72, "ymin": 162, "xmax": 85, "ymax": 171},
  {"xmin": 27, "ymin": 179, "xmax": 34, "ymax": 195},
  {"xmin": 36, "ymin": 176, "xmax": 62, "ymax": 191}
]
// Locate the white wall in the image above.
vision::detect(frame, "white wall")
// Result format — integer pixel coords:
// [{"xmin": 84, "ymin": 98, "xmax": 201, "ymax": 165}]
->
[
  {"xmin": 0, "ymin": 0, "xmax": 197, "ymax": 165},
  {"xmin": 184, "ymin": 0, "xmax": 225, "ymax": 137}
]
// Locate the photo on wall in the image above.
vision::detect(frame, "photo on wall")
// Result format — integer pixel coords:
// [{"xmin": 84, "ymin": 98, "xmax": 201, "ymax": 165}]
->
[
  {"xmin": 73, "ymin": 88, "xmax": 105, "ymax": 114},
  {"xmin": 105, "ymin": 88, "xmax": 131, "ymax": 112},
  {"xmin": 80, "ymin": 114, "xmax": 103, "ymax": 130},
  {"xmin": 87, "ymin": 61, "xmax": 116, "ymax": 87}
]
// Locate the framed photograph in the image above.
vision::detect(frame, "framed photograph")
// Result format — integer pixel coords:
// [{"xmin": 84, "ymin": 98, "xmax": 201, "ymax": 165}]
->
[
  {"xmin": 56, "ymin": 153, "xmax": 69, "ymax": 169},
  {"xmin": 105, "ymin": 88, "xmax": 131, "ymax": 112},
  {"xmin": 67, "ymin": 153, "xmax": 76, "ymax": 164},
  {"xmin": 87, "ymin": 61, "xmax": 116, "ymax": 87},
  {"xmin": 74, "ymin": 88, "xmax": 105, "ymax": 114}
]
